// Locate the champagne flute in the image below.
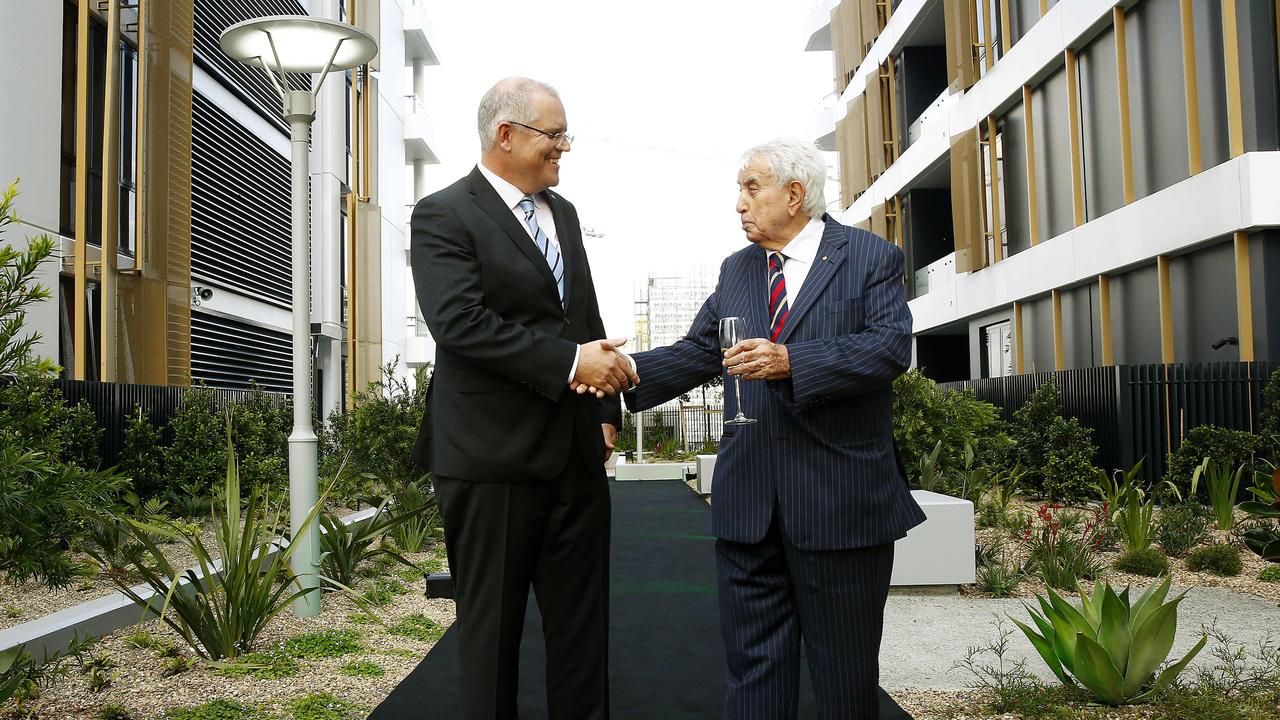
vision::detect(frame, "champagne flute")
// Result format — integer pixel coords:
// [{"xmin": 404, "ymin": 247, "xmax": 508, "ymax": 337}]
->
[{"xmin": 719, "ymin": 316, "xmax": 757, "ymax": 426}]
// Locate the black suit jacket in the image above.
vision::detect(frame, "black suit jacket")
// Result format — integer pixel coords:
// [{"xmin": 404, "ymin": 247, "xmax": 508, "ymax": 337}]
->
[{"xmin": 409, "ymin": 166, "xmax": 620, "ymax": 481}]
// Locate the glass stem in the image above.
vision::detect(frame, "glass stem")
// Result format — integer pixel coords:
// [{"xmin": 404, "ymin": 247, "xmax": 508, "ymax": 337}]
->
[{"xmin": 734, "ymin": 376, "xmax": 744, "ymax": 418}]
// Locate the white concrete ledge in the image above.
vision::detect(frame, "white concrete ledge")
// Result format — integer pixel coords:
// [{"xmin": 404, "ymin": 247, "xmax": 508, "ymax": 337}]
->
[
  {"xmin": 891, "ymin": 490, "xmax": 976, "ymax": 587},
  {"xmin": 614, "ymin": 462, "xmax": 691, "ymax": 482},
  {"xmin": 0, "ymin": 506, "xmax": 381, "ymax": 661}
]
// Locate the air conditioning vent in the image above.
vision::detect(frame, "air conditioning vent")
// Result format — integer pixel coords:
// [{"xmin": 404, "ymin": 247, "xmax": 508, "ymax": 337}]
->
[{"xmin": 191, "ymin": 311, "xmax": 293, "ymax": 393}]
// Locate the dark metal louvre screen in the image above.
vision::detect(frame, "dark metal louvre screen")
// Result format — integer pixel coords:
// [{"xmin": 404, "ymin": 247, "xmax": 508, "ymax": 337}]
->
[
  {"xmin": 53, "ymin": 380, "xmax": 287, "ymax": 469},
  {"xmin": 191, "ymin": 311, "xmax": 293, "ymax": 393},
  {"xmin": 941, "ymin": 362, "xmax": 1274, "ymax": 482},
  {"xmin": 191, "ymin": 90, "xmax": 292, "ymax": 306},
  {"xmin": 193, "ymin": 0, "xmax": 312, "ymax": 134}
]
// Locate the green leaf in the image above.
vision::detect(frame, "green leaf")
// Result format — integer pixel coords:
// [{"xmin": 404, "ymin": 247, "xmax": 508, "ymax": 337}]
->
[
  {"xmin": 1130, "ymin": 575, "xmax": 1171, "ymax": 630},
  {"xmin": 1010, "ymin": 616, "xmax": 1072, "ymax": 687},
  {"xmin": 1097, "ymin": 583, "xmax": 1132, "ymax": 673},
  {"xmin": 1073, "ymin": 634, "xmax": 1126, "ymax": 705},
  {"xmin": 1122, "ymin": 595, "xmax": 1184, "ymax": 697},
  {"xmin": 1133, "ymin": 632, "xmax": 1208, "ymax": 702}
]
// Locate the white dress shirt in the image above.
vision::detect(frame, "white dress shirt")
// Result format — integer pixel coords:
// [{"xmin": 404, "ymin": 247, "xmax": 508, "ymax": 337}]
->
[
  {"xmin": 773, "ymin": 216, "xmax": 825, "ymax": 299},
  {"xmin": 476, "ymin": 163, "xmax": 579, "ymax": 384}
]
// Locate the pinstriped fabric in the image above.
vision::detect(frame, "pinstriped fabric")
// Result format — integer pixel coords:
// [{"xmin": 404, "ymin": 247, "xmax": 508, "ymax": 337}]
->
[
  {"xmin": 626, "ymin": 215, "xmax": 926, "ymax": 720},
  {"xmin": 627, "ymin": 216, "xmax": 927, "ymax": 552}
]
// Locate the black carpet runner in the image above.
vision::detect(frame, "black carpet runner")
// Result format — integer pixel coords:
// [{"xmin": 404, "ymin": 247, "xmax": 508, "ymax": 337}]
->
[{"xmin": 370, "ymin": 480, "xmax": 911, "ymax": 719}]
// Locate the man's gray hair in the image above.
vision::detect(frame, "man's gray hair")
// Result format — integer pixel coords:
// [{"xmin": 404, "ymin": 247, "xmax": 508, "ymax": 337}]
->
[
  {"xmin": 477, "ymin": 77, "xmax": 560, "ymax": 151},
  {"xmin": 741, "ymin": 139, "xmax": 828, "ymax": 219}
]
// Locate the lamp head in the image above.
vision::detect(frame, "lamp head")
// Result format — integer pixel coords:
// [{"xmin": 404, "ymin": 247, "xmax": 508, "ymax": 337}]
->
[{"xmin": 219, "ymin": 15, "xmax": 377, "ymax": 75}]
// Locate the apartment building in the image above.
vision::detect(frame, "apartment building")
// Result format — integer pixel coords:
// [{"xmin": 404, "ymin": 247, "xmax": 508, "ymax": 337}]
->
[
  {"xmin": 0, "ymin": 0, "xmax": 439, "ymax": 416},
  {"xmin": 809, "ymin": 0, "xmax": 1280, "ymax": 381}
]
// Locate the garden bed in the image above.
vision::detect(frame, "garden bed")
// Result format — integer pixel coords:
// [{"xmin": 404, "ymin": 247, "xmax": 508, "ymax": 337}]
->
[{"xmin": 2, "ymin": 544, "xmax": 452, "ymax": 719}]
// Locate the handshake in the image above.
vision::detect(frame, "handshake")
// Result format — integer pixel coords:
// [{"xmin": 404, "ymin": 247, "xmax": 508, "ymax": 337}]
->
[{"xmin": 571, "ymin": 338, "xmax": 639, "ymax": 399}]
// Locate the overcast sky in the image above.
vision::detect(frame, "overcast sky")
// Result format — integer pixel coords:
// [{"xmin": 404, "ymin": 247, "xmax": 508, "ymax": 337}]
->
[{"xmin": 413, "ymin": 0, "xmax": 835, "ymax": 339}]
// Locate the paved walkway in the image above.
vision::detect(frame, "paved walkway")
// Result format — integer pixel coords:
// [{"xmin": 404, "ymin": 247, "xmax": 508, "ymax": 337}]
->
[{"xmin": 878, "ymin": 586, "xmax": 1280, "ymax": 690}]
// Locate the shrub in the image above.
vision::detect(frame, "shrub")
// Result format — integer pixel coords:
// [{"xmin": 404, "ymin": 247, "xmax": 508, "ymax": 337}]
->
[
  {"xmin": 164, "ymin": 386, "xmax": 226, "ymax": 503},
  {"xmin": 1012, "ymin": 576, "xmax": 1207, "ymax": 705},
  {"xmin": 892, "ymin": 369, "xmax": 1000, "ymax": 484},
  {"xmin": 120, "ymin": 406, "xmax": 165, "ymax": 499},
  {"xmin": 95, "ymin": 704, "xmax": 133, "ymax": 720},
  {"xmin": 163, "ymin": 699, "xmax": 258, "ymax": 720},
  {"xmin": 227, "ymin": 385, "xmax": 290, "ymax": 494},
  {"xmin": 1008, "ymin": 382, "xmax": 1100, "ymax": 502},
  {"xmin": 1185, "ymin": 543, "xmax": 1243, "ymax": 576},
  {"xmin": 1163, "ymin": 425, "xmax": 1262, "ymax": 503},
  {"xmin": 318, "ymin": 498, "xmax": 425, "ymax": 590},
  {"xmin": 321, "ymin": 361, "xmax": 430, "ymax": 498},
  {"xmin": 1113, "ymin": 548, "xmax": 1170, "ymax": 576},
  {"xmin": 1189, "ymin": 457, "xmax": 1246, "ymax": 531},
  {"xmin": 1261, "ymin": 367, "xmax": 1280, "ymax": 459},
  {"xmin": 1259, "ymin": 565, "xmax": 1280, "ymax": 583},
  {"xmin": 1156, "ymin": 503, "xmax": 1212, "ymax": 557}
]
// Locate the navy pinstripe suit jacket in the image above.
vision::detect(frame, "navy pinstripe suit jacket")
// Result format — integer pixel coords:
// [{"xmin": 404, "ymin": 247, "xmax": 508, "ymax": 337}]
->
[{"xmin": 626, "ymin": 216, "xmax": 927, "ymax": 551}]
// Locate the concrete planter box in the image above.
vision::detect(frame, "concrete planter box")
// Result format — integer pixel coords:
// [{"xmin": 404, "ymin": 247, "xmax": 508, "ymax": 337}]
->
[
  {"xmin": 614, "ymin": 461, "xmax": 690, "ymax": 481},
  {"xmin": 694, "ymin": 454, "xmax": 716, "ymax": 495},
  {"xmin": 604, "ymin": 451, "xmax": 620, "ymax": 478},
  {"xmin": 890, "ymin": 490, "xmax": 976, "ymax": 588}
]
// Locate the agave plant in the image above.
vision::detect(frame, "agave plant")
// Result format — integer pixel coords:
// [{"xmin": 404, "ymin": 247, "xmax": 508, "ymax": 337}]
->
[
  {"xmin": 1011, "ymin": 575, "xmax": 1207, "ymax": 705},
  {"xmin": 1238, "ymin": 498, "xmax": 1280, "ymax": 562},
  {"xmin": 85, "ymin": 431, "xmax": 329, "ymax": 660}
]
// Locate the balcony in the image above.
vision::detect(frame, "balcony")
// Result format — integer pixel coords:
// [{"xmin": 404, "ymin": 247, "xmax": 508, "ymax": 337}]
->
[
  {"xmin": 403, "ymin": 0, "xmax": 440, "ymax": 66},
  {"xmin": 814, "ymin": 92, "xmax": 836, "ymax": 151},
  {"xmin": 804, "ymin": 0, "xmax": 837, "ymax": 51},
  {"xmin": 403, "ymin": 95, "xmax": 439, "ymax": 165}
]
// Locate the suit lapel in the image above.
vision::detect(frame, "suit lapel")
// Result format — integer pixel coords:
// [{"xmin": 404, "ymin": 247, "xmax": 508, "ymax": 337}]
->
[
  {"xmin": 544, "ymin": 190, "xmax": 574, "ymax": 308},
  {"xmin": 465, "ymin": 167, "xmax": 561, "ymax": 303},
  {"xmin": 776, "ymin": 217, "xmax": 848, "ymax": 345},
  {"xmin": 742, "ymin": 246, "xmax": 771, "ymax": 341}
]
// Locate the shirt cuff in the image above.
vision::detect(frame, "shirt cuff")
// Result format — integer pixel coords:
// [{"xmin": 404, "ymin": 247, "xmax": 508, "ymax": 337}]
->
[{"xmin": 567, "ymin": 346, "xmax": 580, "ymax": 384}]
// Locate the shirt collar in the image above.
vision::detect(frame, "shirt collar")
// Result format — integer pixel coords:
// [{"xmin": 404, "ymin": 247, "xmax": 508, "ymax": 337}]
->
[
  {"xmin": 777, "ymin": 217, "xmax": 825, "ymax": 263},
  {"xmin": 478, "ymin": 162, "xmax": 535, "ymax": 211}
]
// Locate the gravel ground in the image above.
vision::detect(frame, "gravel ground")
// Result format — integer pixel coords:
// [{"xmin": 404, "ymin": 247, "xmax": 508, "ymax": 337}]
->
[{"xmin": 4, "ymin": 544, "xmax": 452, "ymax": 719}]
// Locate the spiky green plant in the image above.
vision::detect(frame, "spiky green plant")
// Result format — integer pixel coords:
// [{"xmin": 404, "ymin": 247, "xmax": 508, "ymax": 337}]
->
[
  {"xmin": 84, "ymin": 428, "xmax": 329, "ymax": 660},
  {"xmin": 318, "ymin": 496, "xmax": 427, "ymax": 590},
  {"xmin": 1190, "ymin": 457, "xmax": 1245, "ymax": 531},
  {"xmin": 1238, "ymin": 499, "xmax": 1280, "ymax": 562},
  {"xmin": 1010, "ymin": 575, "xmax": 1207, "ymax": 705}
]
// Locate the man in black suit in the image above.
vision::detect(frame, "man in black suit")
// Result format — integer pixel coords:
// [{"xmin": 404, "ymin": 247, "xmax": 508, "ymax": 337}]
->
[
  {"xmin": 409, "ymin": 76, "xmax": 638, "ymax": 720},
  {"xmin": 625, "ymin": 139, "xmax": 925, "ymax": 719}
]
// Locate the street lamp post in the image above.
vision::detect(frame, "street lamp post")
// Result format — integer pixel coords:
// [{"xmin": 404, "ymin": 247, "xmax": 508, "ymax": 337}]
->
[{"xmin": 220, "ymin": 16, "xmax": 377, "ymax": 618}]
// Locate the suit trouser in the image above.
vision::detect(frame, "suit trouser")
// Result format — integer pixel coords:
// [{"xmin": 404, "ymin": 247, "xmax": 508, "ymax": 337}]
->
[
  {"xmin": 716, "ymin": 515, "xmax": 895, "ymax": 720},
  {"xmin": 434, "ymin": 448, "xmax": 611, "ymax": 720}
]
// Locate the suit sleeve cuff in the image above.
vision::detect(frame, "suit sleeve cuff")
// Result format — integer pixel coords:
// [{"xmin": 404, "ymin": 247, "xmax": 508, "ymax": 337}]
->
[{"xmin": 567, "ymin": 346, "xmax": 581, "ymax": 385}]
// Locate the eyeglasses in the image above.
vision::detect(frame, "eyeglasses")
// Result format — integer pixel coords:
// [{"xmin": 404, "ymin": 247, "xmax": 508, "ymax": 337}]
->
[{"xmin": 507, "ymin": 121, "xmax": 574, "ymax": 147}]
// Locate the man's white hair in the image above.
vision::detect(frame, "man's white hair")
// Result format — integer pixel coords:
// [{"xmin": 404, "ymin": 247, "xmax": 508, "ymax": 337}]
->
[
  {"xmin": 740, "ymin": 138, "xmax": 828, "ymax": 219},
  {"xmin": 477, "ymin": 77, "xmax": 560, "ymax": 151}
]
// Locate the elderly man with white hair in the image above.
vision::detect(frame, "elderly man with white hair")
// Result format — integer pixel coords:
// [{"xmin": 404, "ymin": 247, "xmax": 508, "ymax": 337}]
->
[{"xmin": 625, "ymin": 138, "xmax": 925, "ymax": 719}]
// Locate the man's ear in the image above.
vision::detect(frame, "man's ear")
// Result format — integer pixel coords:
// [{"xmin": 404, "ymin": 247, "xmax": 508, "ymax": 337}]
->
[
  {"xmin": 788, "ymin": 180, "xmax": 806, "ymax": 216},
  {"xmin": 496, "ymin": 122, "xmax": 514, "ymax": 151}
]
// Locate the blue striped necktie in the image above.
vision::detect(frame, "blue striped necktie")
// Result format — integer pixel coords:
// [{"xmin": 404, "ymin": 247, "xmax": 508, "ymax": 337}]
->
[
  {"xmin": 768, "ymin": 251, "xmax": 789, "ymax": 342},
  {"xmin": 517, "ymin": 195, "xmax": 565, "ymax": 303}
]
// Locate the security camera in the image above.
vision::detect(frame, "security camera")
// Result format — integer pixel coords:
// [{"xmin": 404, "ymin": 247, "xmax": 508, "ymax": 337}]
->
[
  {"xmin": 191, "ymin": 286, "xmax": 214, "ymax": 306},
  {"xmin": 1211, "ymin": 336, "xmax": 1238, "ymax": 350}
]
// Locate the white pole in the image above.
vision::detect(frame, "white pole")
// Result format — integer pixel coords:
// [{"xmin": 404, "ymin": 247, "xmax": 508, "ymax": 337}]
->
[
  {"xmin": 285, "ymin": 90, "xmax": 321, "ymax": 618},
  {"xmin": 636, "ymin": 410, "xmax": 643, "ymax": 464}
]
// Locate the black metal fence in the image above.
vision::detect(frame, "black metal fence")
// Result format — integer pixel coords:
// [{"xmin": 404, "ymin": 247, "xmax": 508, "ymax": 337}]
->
[
  {"xmin": 620, "ymin": 404, "xmax": 725, "ymax": 454},
  {"xmin": 54, "ymin": 380, "xmax": 289, "ymax": 469},
  {"xmin": 941, "ymin": 361, "xmax": 1276, "ymax": 482}
]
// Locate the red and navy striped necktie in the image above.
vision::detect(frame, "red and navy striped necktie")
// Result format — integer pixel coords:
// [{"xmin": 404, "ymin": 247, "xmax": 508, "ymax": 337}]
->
[{"xmin": 768, "ymin": 251, "xmax": 789, "ymax": 342}]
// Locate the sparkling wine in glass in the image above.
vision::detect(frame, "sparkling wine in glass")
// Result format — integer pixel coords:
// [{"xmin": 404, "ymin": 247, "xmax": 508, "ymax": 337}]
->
[{"xmin": 719, "ymin": 316, "xmax": 757, "ymax": 426}]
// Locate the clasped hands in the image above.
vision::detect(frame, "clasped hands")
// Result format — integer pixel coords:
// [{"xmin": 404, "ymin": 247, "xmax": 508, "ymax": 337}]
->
[{"xmin": 571, "ymin": 338, "xmax": 639, "ymax": 399}]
